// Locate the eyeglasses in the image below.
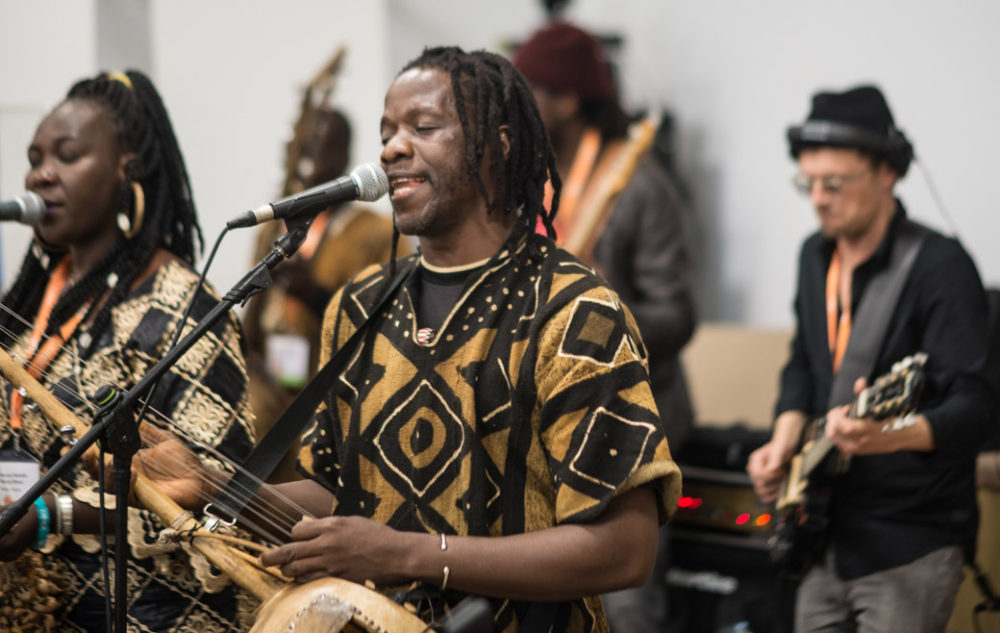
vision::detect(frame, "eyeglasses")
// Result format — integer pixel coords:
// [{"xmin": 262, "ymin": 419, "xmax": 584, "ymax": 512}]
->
[{"xmin": 792, "ymin": 170, "xmax": 870, "ymax": 196}]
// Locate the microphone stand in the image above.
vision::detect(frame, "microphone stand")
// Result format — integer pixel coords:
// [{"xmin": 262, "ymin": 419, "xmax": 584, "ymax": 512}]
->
[{"xmin": 0, "ymin": 223, "xmax": 310, "ymax": 632}]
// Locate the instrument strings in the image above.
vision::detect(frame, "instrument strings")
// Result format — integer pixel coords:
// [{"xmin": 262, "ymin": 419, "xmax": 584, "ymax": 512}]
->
[{"xmin": 0, "ymin": 300, "xmax": 312, "ymax": 546}]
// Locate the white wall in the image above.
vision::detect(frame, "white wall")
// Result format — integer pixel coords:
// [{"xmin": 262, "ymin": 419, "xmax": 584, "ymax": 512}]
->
[
  {"xmin": 0, "ymin": 0, "xmax": 391, "ymax": 302},
  {"xmin": 149, "ymin": 0, "xmax": 392, "ymax": 296},
  {"xmin": 2, "ymin": 0, "xmax": 1000, "ymax": 329},
  {"xmin": 0, "ymin": 0, "xmax": 97, "ymax": 284},
  {"xmin": 387, "ymin": 0, "xmax": 1000, "ymax": 327}
]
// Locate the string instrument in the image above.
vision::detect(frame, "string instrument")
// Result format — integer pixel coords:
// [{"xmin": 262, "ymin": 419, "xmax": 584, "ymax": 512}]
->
[
  {"xmin": 771, "ymin": 352, "xmax": 927, "ymax": 578},
  {"xmin": 562, "ymin": 113, "xmax": 659, "ymax": 262},
  {"xmin": 0, "ymin": 345, "xmax": 427, "ymax": 633}
]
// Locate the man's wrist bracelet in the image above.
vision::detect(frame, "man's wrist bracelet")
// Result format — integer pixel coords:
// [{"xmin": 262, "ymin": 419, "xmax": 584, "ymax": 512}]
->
[{"xmin": 439, "ymin": 533, "xmax": 450, "ymax": 591}]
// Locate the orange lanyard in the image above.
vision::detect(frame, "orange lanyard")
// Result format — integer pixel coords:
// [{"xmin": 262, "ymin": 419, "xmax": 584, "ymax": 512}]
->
[
  {"xmin": 544, "ymin": 127, "xmax": 601, "ymax": 243},
  {"xmin": 9, "ymin": 258, "xmax": 90, "ymax": 431},
  {"xmin": 825, "ymin": 250, "xmax": 852, "ymax": 373}
]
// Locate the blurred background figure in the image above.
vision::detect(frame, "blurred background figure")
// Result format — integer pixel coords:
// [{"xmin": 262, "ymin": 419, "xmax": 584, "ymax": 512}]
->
[
  {"xmin": 0, "ymin": 69, "xmax": 256, "ymax": 632},
  {"xmin": 242, "ymin": 48, "xmax": 405, "ymax": 482},
  {"xmin": 513, "ymin": 16, "xmax": 697, "ymax": 633}
]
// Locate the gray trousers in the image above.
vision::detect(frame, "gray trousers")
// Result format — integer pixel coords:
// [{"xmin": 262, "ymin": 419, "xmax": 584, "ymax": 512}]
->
[{"xmin": 795, "ymin": 545, "xmax": 965, "ymax": 633}]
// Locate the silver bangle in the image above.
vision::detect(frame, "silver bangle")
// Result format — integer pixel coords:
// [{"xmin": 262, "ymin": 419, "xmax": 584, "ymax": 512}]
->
[
  {"xmin": 439, "ymin": 533, "xmax": 449, "ymax": 590},
  {"xmin": 441, "ymin": 565, "xmax": 450, "ymax": 591},
  {"xmin": 55, "ymin": 494, "xmax": 74, "ymax": 535}
]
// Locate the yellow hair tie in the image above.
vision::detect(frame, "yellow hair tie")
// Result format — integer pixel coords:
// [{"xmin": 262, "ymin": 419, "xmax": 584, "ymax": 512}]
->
[{"xmin": 106, "ymin": 71, "xmax": 133, "ymax": 90}]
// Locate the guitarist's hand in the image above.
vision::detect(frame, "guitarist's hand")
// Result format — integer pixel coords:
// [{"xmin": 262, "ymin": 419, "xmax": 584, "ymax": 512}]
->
[
  {"xmin": 747, "ymin": 411, "xmax": 807, "ymax": 502},
  {"xmin": 826, "ymin": 378, "xmax": 891, "ymax": 455},
  {"xmin": 747, "ymin": 441, "xmax": 790, "ymax": 502},
  {"xmin": 825, "ymin": 404, "xmax": 882, "ymax": 455},
  {"xmin": 825, "ymin": 378, "xmax": 934, "ymax": 455}
]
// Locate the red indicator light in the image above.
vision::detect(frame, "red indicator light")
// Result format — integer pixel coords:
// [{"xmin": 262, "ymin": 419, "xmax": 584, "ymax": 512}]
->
[
  {"xmin": 736, "ymin": 513, "xmax": 750, "ymax": 525},
  {"xmin": 678, "ymin": 497, "xmax": 693, "ymax": 508},
  {"xmin": 756, "ymin": 514, "xmax": 771, "ymax": 526},
  {"xmin": 690, "ymin": 498, "xmax": 703, "ymax": 509}
]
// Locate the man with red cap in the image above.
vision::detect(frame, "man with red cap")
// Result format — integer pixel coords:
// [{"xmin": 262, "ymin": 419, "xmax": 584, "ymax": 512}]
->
[{"xmin": 514, "ymin": 20, "xmax": 697, "ymax": 633}]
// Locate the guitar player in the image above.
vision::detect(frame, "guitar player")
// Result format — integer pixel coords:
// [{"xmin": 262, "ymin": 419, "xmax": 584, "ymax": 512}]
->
[{"xmin": 746, "ymin": 85, "xmax": 995, "ymax": 633}]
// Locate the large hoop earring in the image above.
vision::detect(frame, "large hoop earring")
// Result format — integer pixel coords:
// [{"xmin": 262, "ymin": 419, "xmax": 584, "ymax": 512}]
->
[{"xmin": 117, "ymin": 181, "xmax": 145, "ymax": 239}]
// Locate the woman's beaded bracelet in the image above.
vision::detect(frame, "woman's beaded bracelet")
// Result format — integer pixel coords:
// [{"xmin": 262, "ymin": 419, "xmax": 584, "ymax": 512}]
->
[{"xmin": 33, "ymin": 497, "xmax": 50, "ymax": 550}]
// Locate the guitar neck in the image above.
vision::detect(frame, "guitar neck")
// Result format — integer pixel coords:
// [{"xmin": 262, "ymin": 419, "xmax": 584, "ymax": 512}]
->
[
  {"xmin": 799, "ymin": 432, "xmax": 836, "ymax": 480},
  {"xmin": 797, "ymin": 384, "xmax": 868, "ymax": 480},
  {"xmin": 796, "ymin": 379, "xmax": 888, "ymax": 480}
]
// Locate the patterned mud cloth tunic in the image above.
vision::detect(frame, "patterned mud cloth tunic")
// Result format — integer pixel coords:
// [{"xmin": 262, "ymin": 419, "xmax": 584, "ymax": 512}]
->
[
  {"xmin": 0, "ymin": 260, "xmax": 258, "ymax": 633},
  {"xmin": 301, "ymin": 234, "xmax": 682, "ymax": 633}
]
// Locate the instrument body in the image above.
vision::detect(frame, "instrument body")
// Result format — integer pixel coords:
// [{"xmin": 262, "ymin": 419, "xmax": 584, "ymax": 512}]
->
[{"xmin": 250, "ymin": 578, "xmax": 427, "ymax": 633}]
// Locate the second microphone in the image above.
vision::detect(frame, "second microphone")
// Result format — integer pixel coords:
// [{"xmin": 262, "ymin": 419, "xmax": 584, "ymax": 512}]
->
[{"xmin": 227, "ymin": 163, "xmax": 389, "ymax": 229}]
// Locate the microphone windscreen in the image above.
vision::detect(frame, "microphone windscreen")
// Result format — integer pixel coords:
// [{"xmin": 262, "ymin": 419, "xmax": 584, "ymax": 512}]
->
[
  {"xmin": 21, "ymin": 192, "xmax": 46, "ymax": 223},
  {"xmin": 352, "ymin": 164, "xmax": 390, "ymax": 202}
]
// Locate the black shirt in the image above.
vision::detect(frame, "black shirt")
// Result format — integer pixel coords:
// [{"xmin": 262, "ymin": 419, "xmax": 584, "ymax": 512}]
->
[
  {"xmin": 775, "ymin": 202, "xmax": 996, "ymax": 578},
  {"xmin": 412, "ymin": 261, "xmax": 486, "ymax": 334}
]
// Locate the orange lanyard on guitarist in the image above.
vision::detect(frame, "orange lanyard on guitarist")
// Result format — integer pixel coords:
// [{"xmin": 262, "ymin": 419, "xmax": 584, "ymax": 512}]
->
[
  {"xmin": 9, "ymin": 257, "xmax": 92, "ymax": 432},
  {"xmin": 826, "ymin": 250, "xmax": 852, "ymax": 373}
]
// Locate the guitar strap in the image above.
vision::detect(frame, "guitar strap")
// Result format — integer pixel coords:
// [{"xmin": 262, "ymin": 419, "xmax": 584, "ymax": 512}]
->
[
  {"xmin": 207, "ymin": 259, "xmax": 417, "ymax": 522},
  {"xmin": 826, "ymin": 220, "xmax": 929, "ymax": 409}
]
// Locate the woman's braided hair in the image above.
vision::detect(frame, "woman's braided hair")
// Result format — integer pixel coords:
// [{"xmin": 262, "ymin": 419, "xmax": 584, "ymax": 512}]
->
[
  {"xmin": 0, "ymin": 70, "xmax": 202, "ymax": 357},
  {"xmin": 390, "ymin": 46, "xmax": 560, "ymax": 262}
]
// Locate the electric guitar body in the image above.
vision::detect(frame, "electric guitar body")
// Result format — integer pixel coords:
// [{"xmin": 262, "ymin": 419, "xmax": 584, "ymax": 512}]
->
[{"xmin": 771, "ymin": 352, "xmax": 928, "ymax": 578}]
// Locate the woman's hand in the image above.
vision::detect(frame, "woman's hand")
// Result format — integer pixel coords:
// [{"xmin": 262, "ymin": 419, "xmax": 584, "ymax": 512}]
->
[
  {"xmin": 131, "ymin": 424, "xmax": 209, "ymax": 510},
  {"xmin": 0, "ymin": 502, "xmax": 41, "ymax": 562}
]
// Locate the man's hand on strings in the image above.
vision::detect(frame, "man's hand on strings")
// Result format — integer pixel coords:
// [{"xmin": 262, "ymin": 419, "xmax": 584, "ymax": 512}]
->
[
  {"xmin": 825, "ymin": 377, "xmax": 883, "ymax": 455},
  {"xmin": 824, "ymin": 377, "xmax": 934, "ymax": 455},
  {"xmin": 259, "ymin": 515, "xmax": 412, "ymax": 585},
  {"xmin": 824, "ymin": 403, "xmax": 885, "ymax": 456},
  {"xmin": 747, "ymin": 440, "xmax": 791, "ymax": 503},
  {"xmin": 747, "ymin": 410, "xmax": 807, "ymax": 503}
]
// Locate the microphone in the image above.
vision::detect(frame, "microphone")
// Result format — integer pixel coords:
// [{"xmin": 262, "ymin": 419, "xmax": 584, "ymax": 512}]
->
[
  {"xmin": 227, "ymin": 163, "xmax": 389, "ymax": 229},
  {"xmin": 0, "ymin": 192, "xmax": 46, "ymax": 224}
]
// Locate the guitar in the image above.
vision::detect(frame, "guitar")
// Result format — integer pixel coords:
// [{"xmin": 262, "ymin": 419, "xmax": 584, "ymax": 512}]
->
[{"xmin": 770, "ymin": 352, "xmax": 928, "ymax": 578}]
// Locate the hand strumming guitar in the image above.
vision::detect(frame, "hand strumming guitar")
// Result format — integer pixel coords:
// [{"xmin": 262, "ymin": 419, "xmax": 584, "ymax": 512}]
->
[{"xmin": 747, "ymin": 410, "xmax": 808, "ymax": 502}]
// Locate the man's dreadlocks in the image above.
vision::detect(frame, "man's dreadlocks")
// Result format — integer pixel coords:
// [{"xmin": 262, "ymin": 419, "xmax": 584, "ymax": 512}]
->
[
  {"xmin": 0, "ymin": 69, "xmax": 202, "ymax": 358},
  {"xmin": 397, "ymin": 46, "xmax": 561, "ymax": 252}
]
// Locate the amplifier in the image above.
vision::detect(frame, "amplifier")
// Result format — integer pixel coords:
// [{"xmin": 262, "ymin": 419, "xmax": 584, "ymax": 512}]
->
[
  {"xmin": 666, "ymin": 427, "xmax": 795, "ymax": 633},
  {"xmin": 672, "ymin": 464, "xmax": 774, "ymax": 542}
]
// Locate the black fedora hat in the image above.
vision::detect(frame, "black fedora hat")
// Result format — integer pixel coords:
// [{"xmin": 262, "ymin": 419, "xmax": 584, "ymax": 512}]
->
[{"xmin": 787, "ymin": 85, "xmax": 914, "ymax": 176}]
